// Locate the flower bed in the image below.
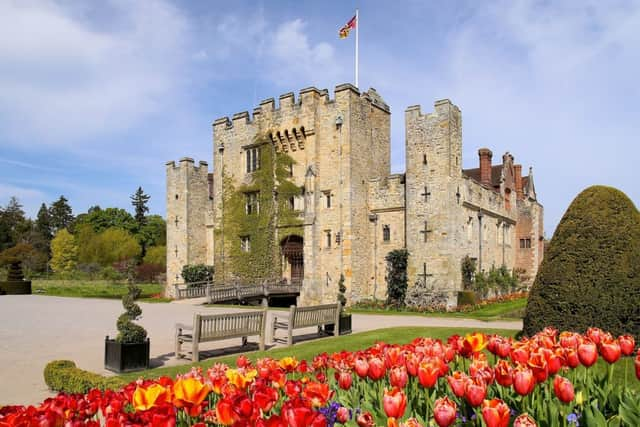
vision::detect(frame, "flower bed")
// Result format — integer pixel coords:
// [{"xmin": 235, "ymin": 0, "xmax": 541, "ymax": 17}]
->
[{"xmin": 2, "ymin": 327, "xmax": 639, "ymax": 426}]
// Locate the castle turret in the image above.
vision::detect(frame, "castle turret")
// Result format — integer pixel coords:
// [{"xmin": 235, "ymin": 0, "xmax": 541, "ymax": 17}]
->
[{"xmin": 166, "ymin": 158, "xmax": 212, "ymax": 296}]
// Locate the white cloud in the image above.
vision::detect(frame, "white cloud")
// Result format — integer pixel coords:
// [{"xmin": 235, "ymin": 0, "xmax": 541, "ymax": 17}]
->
[
  {"xmin": 266, "ymin": 19, "xmax": 343, "ymax": 88},
  {"xmin": 0, "ymin": 0, "xmax": 191, "ymax": 146}
]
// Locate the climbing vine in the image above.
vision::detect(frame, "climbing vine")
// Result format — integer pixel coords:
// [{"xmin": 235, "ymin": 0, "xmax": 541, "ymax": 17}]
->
[{"xmin": 215, "ymin": 134, "xmax": 303, "ymax": 283}]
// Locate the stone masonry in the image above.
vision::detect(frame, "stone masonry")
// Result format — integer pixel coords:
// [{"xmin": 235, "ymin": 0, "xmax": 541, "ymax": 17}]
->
[{"xmin": 166, "ymin": 85, "xmax": 544, "ymax": 305}]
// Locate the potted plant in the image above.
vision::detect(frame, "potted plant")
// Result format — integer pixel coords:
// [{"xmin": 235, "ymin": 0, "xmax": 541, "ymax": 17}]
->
[
  {"xmin": 104, "ymin": 265, "xmax": 149, "ymax": 372},
  {"xmin": 326, "ymin": 274, "xmax": 352, "ymax": 335},
  {"xmin": 0, "ymin": 257, "xmax": 32, "ymax": 295}
]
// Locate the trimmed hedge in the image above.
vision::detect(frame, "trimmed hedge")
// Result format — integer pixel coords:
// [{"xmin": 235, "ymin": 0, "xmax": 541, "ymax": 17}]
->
[
  {"xmin": 43, "ymin": 360, "xmax": 127, "ymax": 394},
  {"xmin": 523, "ymin": 186, "xmax": 640, "ymax": 338}
]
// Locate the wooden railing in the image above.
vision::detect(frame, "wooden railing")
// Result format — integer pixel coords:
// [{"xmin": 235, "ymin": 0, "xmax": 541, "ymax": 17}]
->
[{"xmin": 174, "ymin": 280, "xmax": 302, "ymax": 303}]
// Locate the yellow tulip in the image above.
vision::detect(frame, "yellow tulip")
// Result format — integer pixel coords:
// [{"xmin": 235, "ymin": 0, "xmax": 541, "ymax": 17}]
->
[
  {"xmin": 225, "ymin": 368, "xmax": 258, "ymax": 389},
  {"xmin": 132, "ymin": 384, "xmax": 168, "ymax": 411},
  {"xmin": 173, "ymin": 377, "xmax": 210, "ymax": 409}
]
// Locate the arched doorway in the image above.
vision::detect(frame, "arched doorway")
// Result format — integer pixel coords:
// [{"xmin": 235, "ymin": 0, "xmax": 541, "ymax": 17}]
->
[{"xmin": 281, "ymin": 235, "xmax": 304, "ymax": 285}]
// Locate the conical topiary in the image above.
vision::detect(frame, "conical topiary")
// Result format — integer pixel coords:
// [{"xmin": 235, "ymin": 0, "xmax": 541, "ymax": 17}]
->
[
  {"xmin": 116, "ymin": 263, "xmax": 147, "ymax": 343},
  {"xmin": 6, "ymin": 259, "xmax": 24, "ymax": 282},
  {"xmin": 523, "ymin": 185, "xmax": 640, "ymax": 338}
]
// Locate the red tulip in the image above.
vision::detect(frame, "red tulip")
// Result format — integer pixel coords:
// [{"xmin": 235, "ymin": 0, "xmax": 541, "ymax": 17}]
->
[
  {"xmin": 494, "ymin": 360, "xmax": 513, "ymax": 387},
  {"xmin": 405, "ymin": 353, "xmax": 421, "ymax": 377},
  {"xmin": 389, "ymin": 366, "xmax": 408, "ymax": 388},
  {"xmin": 336, "ymin": 407, "xmax": 350, "ymax": 424},
  {"xmin": 553, "ymin": 375, "xmax": 575, "ymax": 403},
  {"xmin": 511, "ymin": 343, "xmax": 530, "ymax": 365},
  {"xmin": 302, "ymin": 382, "xmax": 332, "ymax": 407},
  {"xmin": 514, "ymin": 413, "xmax": 538, "ymax": 427},
  {"xmin": 385, "ymin": 346, "xmax": 405, "ymax": 368},
  {"xmin": 282, "ymin": 404, "xmax": 326, "ymax": 427},
  {"xmin": 400, "ymin": 418, "xmax": 424, "ymax": 427},
  {"xmin": 417, "ymin": 358, "xmax": 440, "ymax": 388},
  {"xmin": 619, "ymin": 335, "xmax": 635, "ymax": 356},
  {"xmin": 368, "ymin": 357, "xmax": 386, "ymax": 380},
  {"xmin": 600, "ymin": 339, "xmax": 621, "ymax": 364},
  {"xmin": 559, "ymin": 332, "xmax": 579, "ymax": 349},
  {"xmin": 586, "ymin": 327, "xmax": 604, "ymax": 345},
  {"xmin": 335, "ymin": 370, "xmax": 353, "ymax": 390},
  {"xmin": 482, "ymin": 398, "xmax": 511, "ymax": 427},
  {"xmin": 578, "ymin": 340, "xmax": 598, "ymax": 367},
  {"xmin": 447, "ymin": 371, "xmax": 468, "ymax": 397},
  {"xmin": 433, "ymin": 396, "xmax": 457, "ymax": 427},
  {"xmin": 634, "ymin": 352, "xmax": 640, "ymax": 381},
  {"xmin": 354, "ymin": 356, "xmax": 369, "ymax": 378},
  {"xmin": 565, "ymin": 348, "xmax": 580, "ymax": 368},
  {"xmin": 546, "ymin": 348, "xmax": 564, "ymax": 375},
  {"xmin": 464, "ymin": 377, "xmax": 487, "ymax": 407},
  {"xmin": 383, "ymin": 387, "xmax": 407, "ymax": 419},
  {"xmin": 527, "ymin": 351, "xmax": 548, "ymax": 383},
  {"xmin": 513, "ymin": 366, "xmax": 536, "ymax": 396},
  {"xmin": 356, "ymin": 411, "xmax": 375, "ymax": 427}
]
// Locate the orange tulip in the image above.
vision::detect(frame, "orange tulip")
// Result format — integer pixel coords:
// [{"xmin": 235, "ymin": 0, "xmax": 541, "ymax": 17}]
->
[
  {"xmin": 433, "ymin": 396, "xmax": 457, "ymax": 427},
  {"xmin": 302, "ymin": 382, "xmax": 332, "ymax": 407},
  {"xmin": 400, "ymin": 418, "xmax": 424, "ymax": 427},
  {"xmin": 417, "ymin": 358, "xmax": 440, "ymax": 388},
  {"xmin": 173, "ymin": 377, "xmax": 211, "ymax": 416},
  {"xmin": 383, "ymin": 387, "xmax": 407, "ymax": 419},
  {"xmin": 482, "ymin": 398, "xmax": 510, "ymax": 427},
  {"xmin": 513, "ymin": 413, "xmax": 538, "ymax": 427},
  {"xmin": 464, "ymin": 332, "xmax": 488, "ymax": 354},
  {"xmin": 528, "ymin": 351, "xmax": 549, "ymax": 383},
  {"xmin": 132, "ymin": 383, "xmax": 168, "ymax": 411},
  {"xmin": 553, "ymin": 375, "xmax": 575, "ymax": 403}
]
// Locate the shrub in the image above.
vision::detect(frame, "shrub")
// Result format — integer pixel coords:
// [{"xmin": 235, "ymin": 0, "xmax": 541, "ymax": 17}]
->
[
  {"xmin": 143, "ymin": 245, "xmax": 166, "ymax": 268},
  {"xmin": 116, "ymin": 269, "xmax": 147, "ymax": 344},
  {"xmin": 135, "ymin": 263, "xmax": 164, "ymax": 283},
  {"xmin": 181, "ymin": 264, "xmax": 214, "ymax": 284},
  {"xmin": 523, "ymin": 185, "xmax": 640, "ymax": 338},
  {"xmin": 461, "ymin": 255, "xmax": 476, "ymax": 290},
  {"xmin": 43, "ymin": 360, "xmax": 127, "ymax": 393},
  {"xmin": 100, "ymin": 266, "xmax": 124, "ymax": 281},
  {"xmin": 337, "ymin": 273, "xmax": 347, "ymax": 308},
  {"xmin": 385, "ymin": 249, "xmax": 409, "ymax": 307}
]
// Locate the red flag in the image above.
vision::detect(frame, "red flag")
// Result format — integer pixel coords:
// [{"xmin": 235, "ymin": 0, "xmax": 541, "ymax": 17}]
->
[{"xmin": 339, "ymin": 15, "xmax": 357, "ymax": 39}]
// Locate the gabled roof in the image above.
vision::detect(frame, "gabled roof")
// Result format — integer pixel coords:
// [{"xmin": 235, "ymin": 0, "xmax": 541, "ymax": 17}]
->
[{"xmin": 462, "ymin": 165, "xmax": 503, "ymax": 188}]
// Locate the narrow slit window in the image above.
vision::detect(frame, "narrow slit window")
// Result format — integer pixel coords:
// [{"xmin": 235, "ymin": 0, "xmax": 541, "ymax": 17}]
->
[{"xmin": 383, "ymin": 225, "xmax": 390, "ymax": 242}]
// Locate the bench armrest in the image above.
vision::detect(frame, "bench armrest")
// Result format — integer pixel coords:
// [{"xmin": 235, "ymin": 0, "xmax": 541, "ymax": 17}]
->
[{"xmin": 175, "ymin": 323, "xmax": 193, "ymax": 332}]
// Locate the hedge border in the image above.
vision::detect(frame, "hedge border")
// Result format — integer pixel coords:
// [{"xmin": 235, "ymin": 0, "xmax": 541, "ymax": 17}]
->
[{"xmin": 43, "ymin": 360, "xmax": 127, "ymax": 394}]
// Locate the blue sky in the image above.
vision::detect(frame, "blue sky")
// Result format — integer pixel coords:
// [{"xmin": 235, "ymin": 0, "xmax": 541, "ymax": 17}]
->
[{"xmin": 1, "ymin": 0, "xmax": 638, "ymax": 236}]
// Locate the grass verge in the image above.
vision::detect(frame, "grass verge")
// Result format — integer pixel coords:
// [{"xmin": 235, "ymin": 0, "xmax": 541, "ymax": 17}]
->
[
  {"xmin": 350, "ymin": 297, "xmax": 527, "ymax": 320},
  {"xmin": 32, "ymin": 280, "xmax": 166, "ymax": 301}
]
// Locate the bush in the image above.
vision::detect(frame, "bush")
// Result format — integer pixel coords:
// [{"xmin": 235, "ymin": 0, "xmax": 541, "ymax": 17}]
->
[
  {"xmin": 135, "ymin": 263, "xmax": 164, "ymax": 283},
  {"xmin": 143, "ymin": 245, "xmax": 166, "ymax": 268},
  {"xmin": 385, "ymin": 249, "xmax": 409, "ymax": 307},
  {"xmin": 43, "ymin": 360, "xmax": 126, "ymax": 393},
  {"xmin": 100, "ymin": 266, "xmax": 124, "ymax": 281},
  {"xmin": 523, "ymin": 186, "xmax": 640, "ymax": 338},
  {"xmin": 181, "ymin": 264, "xmax": 214, "ymax": 284}
]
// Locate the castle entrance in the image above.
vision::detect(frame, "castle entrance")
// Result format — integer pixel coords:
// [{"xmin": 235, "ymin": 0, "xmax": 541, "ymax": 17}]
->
[{"xmin": 281, "ymin": 235, "xmax": 304, "ymax": 285}]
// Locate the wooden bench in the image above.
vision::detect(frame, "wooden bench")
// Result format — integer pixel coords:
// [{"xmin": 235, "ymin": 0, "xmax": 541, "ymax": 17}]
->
[
  {"xmin": 175, "ymin": 309, "xmax": 266, "ymax": 362},
  {"xmin": 272, "ymin": 303, "xmax": 341, "ymax": 346}
]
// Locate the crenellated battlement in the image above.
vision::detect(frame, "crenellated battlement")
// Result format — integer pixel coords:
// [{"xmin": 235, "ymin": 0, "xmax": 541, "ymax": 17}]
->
[
  {"xmin": 405, "ymin": 99, "xmax": 460, "ymax": 123},
  {"xmin": 212, "ymin": 84, "xmax": 389, "ymax": 133},
  {"xmin": 166, "ymin": 158, "xmax": 209, "ymax": 178}
]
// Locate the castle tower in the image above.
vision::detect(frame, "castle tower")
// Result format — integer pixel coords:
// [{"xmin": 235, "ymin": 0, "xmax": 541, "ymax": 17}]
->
[
  {"xmin": 405, "ymin": 100, "xmax": 463, "ymax": 301},
  {"xmin": 165, "ymin": 158, "xmax": 212, "ymax": 296}
]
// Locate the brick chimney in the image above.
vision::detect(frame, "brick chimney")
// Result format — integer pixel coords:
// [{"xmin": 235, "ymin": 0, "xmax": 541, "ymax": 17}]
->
[
  {"xmin": 478, "ymin": 148, "xmax": 493, "ymax": 187},
  {"xmin": 514, "ymin": 164, "xmax": 523, "ymax": 200}
]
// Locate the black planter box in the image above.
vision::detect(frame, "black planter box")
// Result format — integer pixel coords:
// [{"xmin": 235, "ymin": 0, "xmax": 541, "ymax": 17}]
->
[
  {"xmin": 104, "ymin": 337, "xmax": 150, "ymax": 373},
  {"xmin": 325, "ymin": 314, "xmax": 352, "ymax": 335}
]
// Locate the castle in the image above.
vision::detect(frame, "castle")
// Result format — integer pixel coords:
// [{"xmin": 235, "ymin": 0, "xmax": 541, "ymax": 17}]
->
[{"xmin": 166, "ymin": 84, "xmax": 544, "ymax": 305}]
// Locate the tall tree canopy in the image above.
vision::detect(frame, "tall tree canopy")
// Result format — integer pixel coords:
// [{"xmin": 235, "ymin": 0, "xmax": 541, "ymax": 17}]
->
[
  {"xmin": 130, "ymin": 187, "xmax": 150, "ymax": 227},
  {"xmin": 49, "ymin": 196, "xmax": 74, "ymax": 232}
]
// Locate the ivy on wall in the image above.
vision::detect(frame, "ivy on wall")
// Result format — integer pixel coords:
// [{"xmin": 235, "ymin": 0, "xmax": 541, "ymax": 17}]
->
[{"xmin": 215, "ymin": 135, "xmax": 303, "ymax": 283}]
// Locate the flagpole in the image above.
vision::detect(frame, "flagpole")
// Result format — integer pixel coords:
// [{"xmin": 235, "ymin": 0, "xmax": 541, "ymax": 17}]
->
[{"xmin": 355, "ymin": 8, "xmax": 359, "ymax": 89}]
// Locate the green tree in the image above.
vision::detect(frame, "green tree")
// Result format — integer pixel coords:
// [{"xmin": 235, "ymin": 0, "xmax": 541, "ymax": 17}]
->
[
  {"xmin": 143, "ymin": 245, "xmax": 166, "ymax": 267},
  {"xmin": 75, "ymin": 207, "xmax": 136, "ymax": 234},
  {"xmin": 35, "ymin": 203, "xmax": 52, "ymax": 240},
  {"xmin": 50, "ymin": 229, "xmax": 78, "ymax": 273},
  {"xmin": 75, "ymin": 223, "xmax": 100, "ymax": 265},
  {"xmin": 138, "ymin": 215, "xmax": 166, "ymax": 247},
  {"xmin": 0, "ymin": 197, "xmax": 30, "ymax": 250},
  {"xmin": 523, "ymin": 186, "xmax": 640, "ymax": 338},
  {"xmin": 49, "ymin": 196, "xmax": 74, "ymax": 232},
  {"xmin": 130, "ymin": 187, "xmax": 150, "ymax": 227},
  {"xmin": 95, "ymin": 227, "xmax": 141, "ymax": 266}
]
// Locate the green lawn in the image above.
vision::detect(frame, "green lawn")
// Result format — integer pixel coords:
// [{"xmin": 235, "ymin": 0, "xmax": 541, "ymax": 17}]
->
[
  {"xmin": 118, "ymin": 326, "xmax": 517, "ymax": 382},
  {"xmin": 32, "ymin": 280, "xmax": 168, "ymax": 302},
  {"xmin": 350, "ymin": 297, "xmax": 527, "ymax": 320}
]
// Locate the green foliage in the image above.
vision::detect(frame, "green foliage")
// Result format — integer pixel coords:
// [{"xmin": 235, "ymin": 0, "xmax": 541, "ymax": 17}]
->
[
  {"xmin": 181, "ymin": 263, "xmax": 214, "ymax": 283},
  {"xmin": 138, "ymin": 215, "xmax": 166, "ymax": 247},
  {"xmin": 130, "ymin": 186, "xmax": 150, "ymax": 227},
  {"xmin": 0, "ymin": 196, "xmax": 30, "ymax": 251},
  {"xmin": 385, "ymin": 249, "xmax": 409, "ymax": 306},
  {"xmin": 50, "ymin": 229, "xmax": 78, "ymax": 273},
  {"xmin": 472, "ymin": 265, "xmax": 518, "ymax": 299},
  {"xmin": 116, "ymin": 278, "xmax": 148, "ymax": 344},
  {"xmin": 457, "ymin": 290, "xmax": 477, "ymax": 306},
  {"xmin": 76, "ymin": 226, "xmax": 141, "ymax": 267},
  {"xmin": 49, "ymin": 195, "xmax": 74, "ymax": 232},
  {"xmin": 461, "ymin": 255, "xmax": 476, "ymax": 290},
  {"xmin": 43, "ymin": 360, "xmax": 126, "ymax": 394},
  {"xmin": 35, "ymin": 203, "xmax": 53, "ymax": 243},
  {"xmin": 75, "ymin": 207, "xmax": 136, "ymax": 234},
  {"xmin": 218, "ymin": 140, "xmax": 302, "ymax": 282},
  {"xmin": 143, "ymin": 245, "xmax": 166, "ymax": 267},
  {"xmin": 524, "ymin": 185, "xmax": 640, "ymax": 338}
]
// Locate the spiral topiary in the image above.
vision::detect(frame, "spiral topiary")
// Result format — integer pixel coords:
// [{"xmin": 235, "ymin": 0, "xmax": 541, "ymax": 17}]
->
[{"xmin": 116, "ymin": 278, "xmax": 147, "ymax": 344}]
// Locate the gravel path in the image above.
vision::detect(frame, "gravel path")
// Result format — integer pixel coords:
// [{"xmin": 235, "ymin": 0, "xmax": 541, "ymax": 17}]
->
[{"xmin": 0, "ymin": 295, "xmax": 521, "ymax": 405}]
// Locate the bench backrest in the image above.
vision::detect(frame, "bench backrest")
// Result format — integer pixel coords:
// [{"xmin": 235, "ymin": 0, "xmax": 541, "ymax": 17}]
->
[
  {"xmin": 291, "ymin": 303, "xmax": 340, "ymax": 329},
  {"xmin": 194, "ymin": 309, "xmax": 266, "ymax": 343}
]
